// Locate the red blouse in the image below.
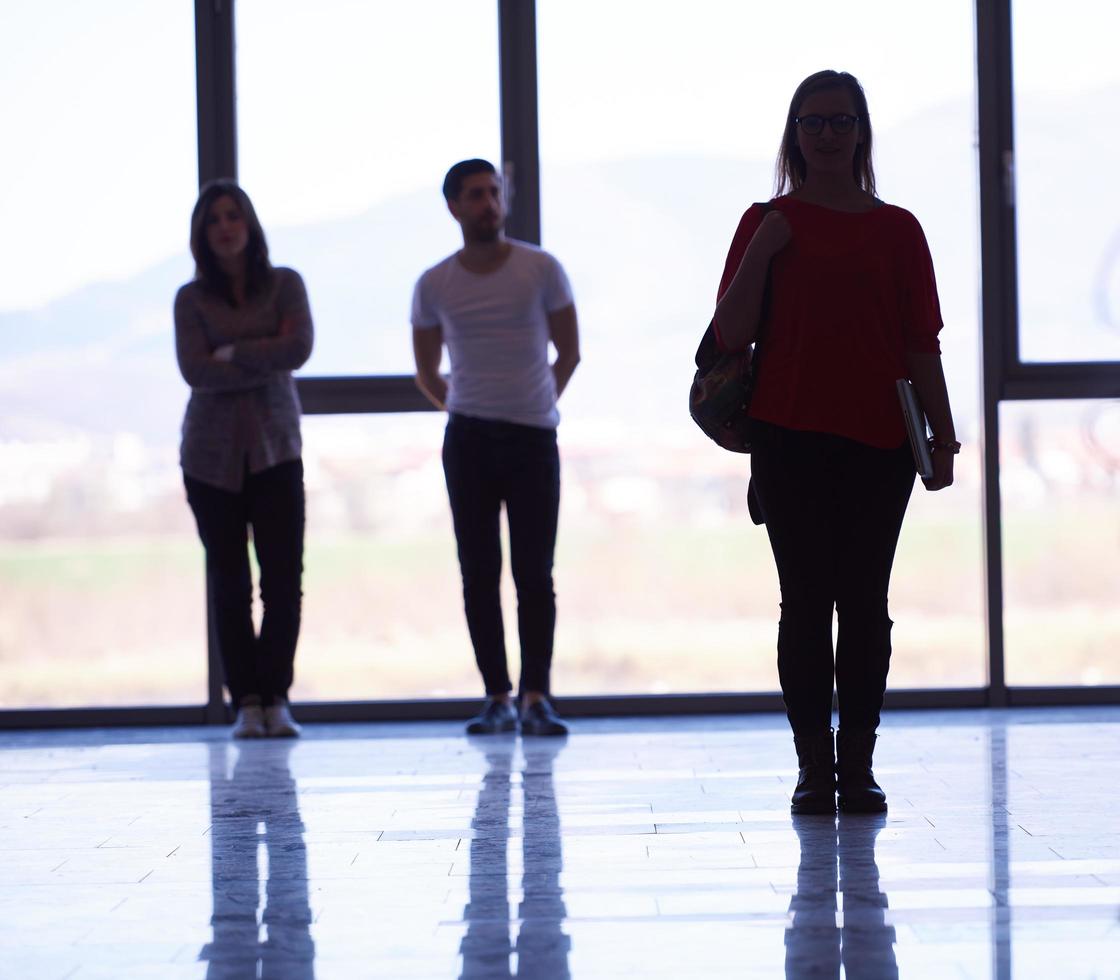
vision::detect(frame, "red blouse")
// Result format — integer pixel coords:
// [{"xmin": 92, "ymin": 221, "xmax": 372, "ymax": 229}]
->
[{"xmin": 714, "ymin": 197, "xmax": 943, "ymax": 449}]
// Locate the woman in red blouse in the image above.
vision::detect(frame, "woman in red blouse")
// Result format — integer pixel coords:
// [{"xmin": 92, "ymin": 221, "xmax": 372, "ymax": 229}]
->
[{"xmin": 713, "ymin": 70, "xmax": 958, "ymax": 814}]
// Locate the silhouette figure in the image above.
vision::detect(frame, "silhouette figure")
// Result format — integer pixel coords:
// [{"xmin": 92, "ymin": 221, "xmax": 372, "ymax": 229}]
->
[
  {"xmin": 712, "ymin": 70, "xmax": 958, "ymax": 813},
  {"xmin": 412, "ymin": 159, "xmax": 581, "ymax": 737},
  {"xmin": 176, "ymin": 179, "xmax": 313, "ymax": 740}
]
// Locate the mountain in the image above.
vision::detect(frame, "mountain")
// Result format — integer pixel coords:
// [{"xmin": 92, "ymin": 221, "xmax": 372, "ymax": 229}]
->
[{"xmin": 1, "ymin": 92, "xmax": 1117, "ymax": 446}]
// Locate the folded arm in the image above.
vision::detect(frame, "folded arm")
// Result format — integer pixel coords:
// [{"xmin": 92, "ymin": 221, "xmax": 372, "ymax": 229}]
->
[
  {"xmin": 175, "ymin": 295, "xmax": 269, "ymax": 393},
  {"xmin": 231, "ymin": 272, "xmax": 314, "ymax": 373}
]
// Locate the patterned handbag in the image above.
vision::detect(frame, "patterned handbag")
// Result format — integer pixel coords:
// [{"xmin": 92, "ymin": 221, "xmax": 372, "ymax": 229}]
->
[
  {"xmin": 688, "ymin": 202, "xmax": 774, "ymax": 524},
  {"xmin": 688, "ymin": 323, "xmax": 759, "ymax": 453},
  {"xmin": 688, "ymin": 202, "xmax": 773, "ymax": 455}
]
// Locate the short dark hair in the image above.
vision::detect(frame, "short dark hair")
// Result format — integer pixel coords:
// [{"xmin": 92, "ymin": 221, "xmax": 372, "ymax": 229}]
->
[
  {"xmin": 189, "ymin": 178, "xmax": 273, "ymax": 304},
  {"xmin": 775, "ymin": 70, "xmax": 876, "ymax": 198},
  {"xmin": 442, "ymin": 159, "xmax": 497, "ymax": 202}
]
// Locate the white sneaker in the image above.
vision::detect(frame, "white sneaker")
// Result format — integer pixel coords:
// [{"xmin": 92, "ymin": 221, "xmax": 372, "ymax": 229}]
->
[
  {"xmin": 231, "ymin": 704, "xmax": 266, "ymax": 739},
  {"xmin": 264, "ymin": 701, "xmax": 302, "ymax": 738}
]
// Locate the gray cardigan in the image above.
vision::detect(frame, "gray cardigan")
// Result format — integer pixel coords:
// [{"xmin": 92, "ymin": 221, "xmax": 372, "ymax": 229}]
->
[{"xmin": 174, "ymin": 267, "xmax": 314, "ymax": 491}]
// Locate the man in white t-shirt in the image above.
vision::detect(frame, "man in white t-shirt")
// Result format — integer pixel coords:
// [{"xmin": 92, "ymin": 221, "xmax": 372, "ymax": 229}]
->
[{"xmin": 412, "ymin": 159, "xmax": 581, "ymax": 737}]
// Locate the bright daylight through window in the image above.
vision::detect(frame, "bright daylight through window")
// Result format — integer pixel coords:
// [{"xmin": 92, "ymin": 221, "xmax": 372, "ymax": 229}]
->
[{"xmin": 0, "ymin": 0, "xmax": 202, "ymax": 708}]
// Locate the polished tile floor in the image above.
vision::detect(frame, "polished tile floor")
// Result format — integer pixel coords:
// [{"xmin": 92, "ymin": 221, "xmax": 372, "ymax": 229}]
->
[{"xmin": 1, "ymin": 708, "xmax": 1118, "ymax": 979}]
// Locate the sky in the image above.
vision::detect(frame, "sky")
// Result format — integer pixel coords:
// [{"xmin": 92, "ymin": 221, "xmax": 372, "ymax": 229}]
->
[{"xmin": 0, "ymin": 0, "xmax": 1116, "ymax": 313}]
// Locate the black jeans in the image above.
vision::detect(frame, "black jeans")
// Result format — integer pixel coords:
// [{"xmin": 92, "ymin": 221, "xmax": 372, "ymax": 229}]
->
[
  {"xmin": 749, "ymin": 421, "xmax": 915, "ymax": 736},
  {"xmin": 184, "ymin": 459, "xmax": 305, "ymax": 707},
  {"xmin": 442, "ymin": 414, "xmax": 561, "ymax": 697}
]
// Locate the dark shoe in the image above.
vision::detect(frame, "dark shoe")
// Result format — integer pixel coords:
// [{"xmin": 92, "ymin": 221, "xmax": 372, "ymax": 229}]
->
[
  {"xmin": 520, "ymin": 698, "xmax": 569, "ymax": 737},
  {"xmin": 465, "ymin": 698, "xmax": 518, "ymax": 735},
  {"xmin": 791, "ymin": 729, "xmax": 837, "ymax": 814},
  {"xmin": 836, "ymin": 730, "xmax": 888, "ymax": 813}
]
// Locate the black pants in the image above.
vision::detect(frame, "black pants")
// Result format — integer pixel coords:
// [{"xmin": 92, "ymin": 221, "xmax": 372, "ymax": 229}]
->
[
  {"xmin": 184, "ymin": 460, "xmax": 305, "ymax": 707},
  {"xmin": 749, "ymin": 421, "xmax": 915, "ymax": 736},
  {"xmin": 442, "ymin": 414, "xmax": 560, "ymax": 697}
]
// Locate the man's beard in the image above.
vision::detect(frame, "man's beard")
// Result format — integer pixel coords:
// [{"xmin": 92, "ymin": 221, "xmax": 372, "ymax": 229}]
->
[{"xmin": 469, "ymin": 217, "xmax": 502, "ymax": 243}]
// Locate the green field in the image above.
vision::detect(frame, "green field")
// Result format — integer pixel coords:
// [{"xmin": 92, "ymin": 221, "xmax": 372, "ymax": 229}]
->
[{"xmin": 0, "ymin": 504, "xmax": 1116, "ymax": 708}]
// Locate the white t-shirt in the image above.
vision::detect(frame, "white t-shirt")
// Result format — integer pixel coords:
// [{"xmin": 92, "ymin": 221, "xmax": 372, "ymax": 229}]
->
[{"xmin": 411, "ymin": 239, "xmax": 574, "ymax": 429}]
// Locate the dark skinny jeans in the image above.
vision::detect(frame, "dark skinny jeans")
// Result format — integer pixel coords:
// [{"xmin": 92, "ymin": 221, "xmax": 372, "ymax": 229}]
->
[
  {"xmin": 184, "ymin": 459, "xmax": 305, "ymax": 707},
  {"xmin": 748, "ymin": 421, "xmax": 916, "ymax": 736},
  {"xmin": 442, "ymin": 414, "xmax": 560, "ymax": 698}
]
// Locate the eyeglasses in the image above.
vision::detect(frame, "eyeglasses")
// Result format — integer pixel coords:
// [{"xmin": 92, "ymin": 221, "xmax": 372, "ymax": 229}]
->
[{"xmin": 794, "ymin": 113, "xmax": 859, "ymax": 136}]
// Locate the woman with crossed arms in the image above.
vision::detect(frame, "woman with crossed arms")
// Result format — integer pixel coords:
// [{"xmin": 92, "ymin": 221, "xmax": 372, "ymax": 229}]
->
[{"xmin": 175, "ymin": 179, "xmax": 313, "ymax": 739}]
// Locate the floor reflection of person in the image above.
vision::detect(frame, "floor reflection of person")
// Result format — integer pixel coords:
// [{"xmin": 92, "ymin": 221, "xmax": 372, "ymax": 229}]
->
[
  {"xmin": 199, "ymin": 742, "xmax": 315, "ymax": 979},
  {"xmin": 460, "ymin": 739, "xmax": 515, "ymax": 979},
  {"xmin": 785, "ymin": 814, "xmax": 897, "ymax": 979},
  {"xmin": 460, "ymin": 737, "xmax": 570, "ymax": 978},
  {"xmin": 515, "ymin": 739, "xmax": 572, "ymax": 979}
]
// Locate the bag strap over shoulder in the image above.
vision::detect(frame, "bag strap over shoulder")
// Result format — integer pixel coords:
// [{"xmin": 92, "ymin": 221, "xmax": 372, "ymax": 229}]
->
[
  {"xmin": 752, "ymin": 201, "xmax": 775, "ymax": 344},
  {"xmin": 696, "ymin": 201, "xmax": 777, "ymax": 371}
]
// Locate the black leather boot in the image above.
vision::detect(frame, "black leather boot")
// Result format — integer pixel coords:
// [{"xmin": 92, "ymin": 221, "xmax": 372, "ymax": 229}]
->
[
  {"xmin": 836, "ymin": 730, "xmax": 887, "ymax": 813},
  {"xmin": 791, "ymin": 729, "xmax": 837, "ymax": 814}
]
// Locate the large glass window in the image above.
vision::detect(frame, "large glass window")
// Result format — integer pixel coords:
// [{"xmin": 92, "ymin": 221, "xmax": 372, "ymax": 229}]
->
[
  {"xmin": 1013, "ymin": 1, "xmax": 1120, "ymax": 362},
  {"xmin": 9, "ymin": 2, "xmax": 1115, "ymax": 716},
  {"xmin": 292, "ymin": 414, "xmax": 473, "ymax": 701},
  {"xmin": 236, "ymin": 0, "xmax": 501, "ymax": 377},
  {"xmin": 0, "ymin": 1, "xmax": 203, "ymax": 707},
  {"xmin": 1001, "ymin": 400, "xmax": 1120, "ymax": 686},
  {"xmin": 537, "ymin": 0, "xmax": 985, "ymax": 693}
]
